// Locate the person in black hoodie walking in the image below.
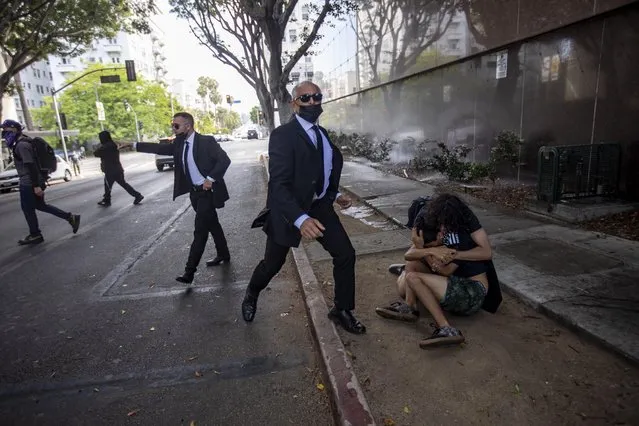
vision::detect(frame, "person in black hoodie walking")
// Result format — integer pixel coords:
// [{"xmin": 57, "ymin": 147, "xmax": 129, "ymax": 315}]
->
[{"xmin": 94, "ymin": 130, "xmax": 143, "ymax": 207}]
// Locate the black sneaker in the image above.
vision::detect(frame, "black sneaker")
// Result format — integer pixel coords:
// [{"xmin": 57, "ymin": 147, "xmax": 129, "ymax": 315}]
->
[
  {"xmin": 419, "ymin": 325, "xmax": 465, "ymax": 348},
  {"xmin": 388, "ymin": 264, "xmax": 406, "ymax": 276},
  {"xmin": 18, "ymin": 234, "xmax": 44, "ymax": 245},
  {"xmin": 375, "ymin": 301, "xmax": 419, "ymax": 322},
  {"xmin": 133, "ymin": 194, "xmax": 144, "ymax": 205},
  {"xmin": 97, "ymin": 200, "xmax": 111, "ymax": 207},
  {"xmin": 68, "ymin": 214, "xmax": 81, "ymax": 234}
]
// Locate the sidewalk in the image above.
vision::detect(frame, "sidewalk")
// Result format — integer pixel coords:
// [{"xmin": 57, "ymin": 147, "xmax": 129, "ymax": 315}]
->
[
  {"xmin": 337, "ymin": 160, "xmax": 639, "ymax": 364},
  {"xmin": 261, "ymin": 155, "xmax": 639, "ymax": 425}
]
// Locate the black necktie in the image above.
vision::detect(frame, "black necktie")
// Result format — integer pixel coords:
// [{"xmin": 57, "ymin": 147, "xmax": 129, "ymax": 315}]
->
[
  {"xmin": 312, "ymin": 125, "xmax": 324, "ymax": 197},
  {"xmin": 183, "ymin": 140, "xmax": 192, "ymax": 185}
]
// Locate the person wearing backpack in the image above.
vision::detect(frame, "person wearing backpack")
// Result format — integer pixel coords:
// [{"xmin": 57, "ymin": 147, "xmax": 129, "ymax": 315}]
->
[{"xmin": 1, "ymin": 119, "xmax": 81, "ymax": 245}]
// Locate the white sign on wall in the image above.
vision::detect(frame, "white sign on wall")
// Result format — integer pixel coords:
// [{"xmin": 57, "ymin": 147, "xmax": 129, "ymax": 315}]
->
[
  {"xmin": 496, "ymin": 50, "xmax": 508, "ymax": 79},
  {"xmin": 542, "ymin": 56, "xmax": 551, "ymax": 82}
]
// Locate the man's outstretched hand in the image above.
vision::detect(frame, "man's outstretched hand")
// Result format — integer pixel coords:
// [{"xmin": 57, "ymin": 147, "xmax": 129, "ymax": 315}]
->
[
  {"xmin": 300, "ymin": 217, "xmax": 325, "ymax": 239},
  {"xmin": 335, "ymin": 194, "xmax": 352, "ymax": 209}
]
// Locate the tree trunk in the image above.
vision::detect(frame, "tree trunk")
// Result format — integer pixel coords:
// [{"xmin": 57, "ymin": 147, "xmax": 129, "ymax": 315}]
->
[{"xmin": 13, "ymin": 72, "xmax": 34, "ymax": 130}]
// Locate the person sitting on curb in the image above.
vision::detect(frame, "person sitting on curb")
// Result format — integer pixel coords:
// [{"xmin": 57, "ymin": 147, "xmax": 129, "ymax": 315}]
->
[
  {"xmin": 375, "ymin": 218, "xmax": 446, "ymax": 322},
  {"xmin": 377, "ymin": 193, "xmax": 502, "ymax": 348}
]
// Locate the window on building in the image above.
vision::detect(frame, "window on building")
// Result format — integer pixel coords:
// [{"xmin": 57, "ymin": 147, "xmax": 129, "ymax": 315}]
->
[
  {"xmin": 40, "ymin": 101, "xmax": 45, "ymax": 107},
  {"xmin": 46, "ymin": 87, "xmax": 50, "ymax": 93},
  {"xmin": 89, "ymin": 57, "xmax": 95, "ymax": 63},
  {"xmin": 62, "ymin": 57, "xmax": 69, "ymax": 64},
  {"xmin": 49, "ymin": 72, "xmax": 53, "ymax": 80},
  {"xmin": 30, "ymin": 99, "xmax": 34, "ymax": 106},
  {"xmin": 99, "ymin": 57, "xmax": 103, "ymax": 63},
  {"xmin": 447, "ymin": 39, "xmax": 460, "ymax": 50},
  {"xmin": 302, "ymin": 5, "xmax": 310, "ymax": 20},
  {"xmin": 305, "ymin": 56, "xmax": 312, "ymax": 63},
  {"xmin": 449, "ymin": 22, "xmax": 460, "ymax": 30},
  {"xmin": 37, "ymin": 69, "xmax": 41, "ymax": 78},
  {"xmin": 33, "ymin": 69, "xmax": 37, "ymax": 77},
  {"xmin": 289, "ymin": 29, "xmax": 297, "ymax": 43},
  {"xmin": 27, "ymin": 83, "xmax": 31, "ymax": 89}
]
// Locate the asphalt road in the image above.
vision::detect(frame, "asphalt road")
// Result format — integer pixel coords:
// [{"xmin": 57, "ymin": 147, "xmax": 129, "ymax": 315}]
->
[{"xmin": 0, "ymin": 139, "xmax": 332, "ymax": 425}]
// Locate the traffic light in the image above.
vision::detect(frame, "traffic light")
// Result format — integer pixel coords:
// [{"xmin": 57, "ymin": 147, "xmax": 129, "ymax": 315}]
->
[
  {"xmin": 59, "ymin": 112, "xmax": 68, "ymax": 130},
  {"xmin": 226, "ymin": 95, "xmax": 232, "ymax": 105},
  {"xmin": 125, "ymin": 60, "xmax": 136, "ymax": 81}
]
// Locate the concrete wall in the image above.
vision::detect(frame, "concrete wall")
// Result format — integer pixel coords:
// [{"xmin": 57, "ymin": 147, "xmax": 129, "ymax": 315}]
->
[{"xmin": 321, "ymin": 1, "xmax": 639, "ymax": 201}]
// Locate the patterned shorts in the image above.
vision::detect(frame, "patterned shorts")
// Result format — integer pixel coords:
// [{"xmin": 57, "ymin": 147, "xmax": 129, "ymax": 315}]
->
[{"xmin": 440, "ymin": 275, "xmax": 487, "ymax": 316}]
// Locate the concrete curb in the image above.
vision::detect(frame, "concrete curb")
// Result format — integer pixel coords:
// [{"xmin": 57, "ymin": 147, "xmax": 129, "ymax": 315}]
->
[
  {"xmin": 339, "ymin": 181, "xmax": 639, "ymax": 364},
  {"xmin": 260, "ymin": 154, "xmax": 376, "ymax": 426}
]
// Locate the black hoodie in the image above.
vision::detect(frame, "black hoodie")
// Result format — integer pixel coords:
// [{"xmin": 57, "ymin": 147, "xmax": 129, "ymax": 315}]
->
[{"xmin": 94, "ymin": 131, "xmax": 123, "ymax": 174}]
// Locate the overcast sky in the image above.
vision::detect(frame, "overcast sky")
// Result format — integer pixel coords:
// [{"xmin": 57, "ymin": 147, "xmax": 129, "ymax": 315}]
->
[{"xmin": 152, "ymin": 0, "xmax": 259, "ymax": 114}]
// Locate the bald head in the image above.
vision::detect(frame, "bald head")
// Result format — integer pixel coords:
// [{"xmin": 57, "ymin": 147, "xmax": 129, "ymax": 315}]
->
[{"xmin": 292, "ymin": 81, "xmax": 321, "ymax": 100}]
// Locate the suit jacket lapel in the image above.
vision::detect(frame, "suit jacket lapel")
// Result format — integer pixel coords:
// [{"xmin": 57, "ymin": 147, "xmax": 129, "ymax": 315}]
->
[{"xmin": 293, "ymin": 119, "xmax": 316, "ymax": 154}]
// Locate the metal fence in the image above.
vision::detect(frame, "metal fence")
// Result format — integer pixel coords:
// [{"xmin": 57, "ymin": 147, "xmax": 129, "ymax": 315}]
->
[{"xmin": 537, "ymin": 143, "xmax": 621, "ymax": 203}]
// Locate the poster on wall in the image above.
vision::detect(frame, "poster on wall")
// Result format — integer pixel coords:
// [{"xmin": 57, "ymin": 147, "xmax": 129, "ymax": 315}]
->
[
  {"xmin": 550, "ymin": 54, "xmax": 560, "ymax": 81},
  {"xmin": 496, "ymin": 50, "xmax": 508, "ymax": 79},
  {"xmin": 443, "ymin": 85, "xmax": 451, "ymax": 103},
  {"xmin": 542, "ymin": 56, "xmax": 551, "ymax": 82}
]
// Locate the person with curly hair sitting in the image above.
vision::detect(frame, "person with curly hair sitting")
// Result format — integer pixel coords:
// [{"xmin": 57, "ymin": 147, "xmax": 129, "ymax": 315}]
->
[{"xmin": 376, "ymin": 193, "xmax": 502, "ymax": 348}]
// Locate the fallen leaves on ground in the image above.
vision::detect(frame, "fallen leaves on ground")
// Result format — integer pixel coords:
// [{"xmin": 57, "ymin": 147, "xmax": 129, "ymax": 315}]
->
[
  {"xmin": 316, "ymin": 383, "xmax": 325, "ymax": 391},
  {"xmin": 579, "ymin": 209, "xmax": 639, "ymax": 241},
  {"xmin": 383, "ymin": 418, "xmax": 396, "ymax": 426},
  {"xmin": 127, "ymin": 409, "xmax": 139, "ymax": 417}
]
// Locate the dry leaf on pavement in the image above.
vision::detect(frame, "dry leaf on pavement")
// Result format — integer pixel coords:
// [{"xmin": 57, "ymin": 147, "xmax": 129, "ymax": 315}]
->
[{"xmin": 316, "ymin": 383, "xmax": 325, "ymax": 391}]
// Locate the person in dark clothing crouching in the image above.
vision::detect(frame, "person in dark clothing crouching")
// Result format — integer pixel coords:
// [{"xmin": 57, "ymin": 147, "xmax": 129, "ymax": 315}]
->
[{"xmin": 376, "ymin": 194, "xmax": 502, "ymax": 348}]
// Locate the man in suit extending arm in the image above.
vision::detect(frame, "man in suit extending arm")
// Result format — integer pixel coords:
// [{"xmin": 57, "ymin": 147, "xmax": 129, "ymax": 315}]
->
[
  {"xmin": 242, "ymin": 81, "xmax": 366, "ymax": 334},
  {"xmin": 132, "ymin": 112, "xmax": 232, "ymax": 284}
]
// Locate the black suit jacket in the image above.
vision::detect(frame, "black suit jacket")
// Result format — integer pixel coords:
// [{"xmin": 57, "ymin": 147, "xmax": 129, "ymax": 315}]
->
[
  {"xmin": 137, "ymin": 132, "xmax": 231, "ymax": 207},
  {"xmin": 256, "ymin": 118, "xmax": 343, "ymax": 248}
]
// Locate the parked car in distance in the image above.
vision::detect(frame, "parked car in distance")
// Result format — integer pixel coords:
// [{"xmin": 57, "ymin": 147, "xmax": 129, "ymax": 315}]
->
[
  {"xmin": 247, "ymin": 129, "xmax": 258, "ymax": 139},
  {"xmin": 155, "ymin": 137, "xmax": 175, "ymax": 172},
  {"xmin": 0, "ymin": 155, "xmax": 72, "ymax": 193}
]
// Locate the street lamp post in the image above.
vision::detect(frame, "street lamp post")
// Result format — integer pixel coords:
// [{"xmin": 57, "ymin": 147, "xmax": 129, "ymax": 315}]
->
[
  {"xmin": 52, "ymin": 92, "xmax": 69, "ymax": 162},
  {"xmin": 123, "ymin": 100, "xmax": 140, "ymax": 143}
]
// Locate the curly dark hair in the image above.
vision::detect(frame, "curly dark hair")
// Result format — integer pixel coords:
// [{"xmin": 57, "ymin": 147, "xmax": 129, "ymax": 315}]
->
[
  {"xmin": 424, "ymin": 193, "xmax": 474, "ymax": 233},
  {"xmin": 413, "ymin": 213, "xmax": 439, "ymax": 243}
]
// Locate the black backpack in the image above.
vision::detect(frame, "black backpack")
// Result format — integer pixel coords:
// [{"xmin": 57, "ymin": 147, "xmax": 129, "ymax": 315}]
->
[
  {"xmin": 30, "ymin": 136, "xmax": 57, "ymax": 178},
  {"xmin": 406, "ymin": 196, "xmax": 431, "ymax": 228}
]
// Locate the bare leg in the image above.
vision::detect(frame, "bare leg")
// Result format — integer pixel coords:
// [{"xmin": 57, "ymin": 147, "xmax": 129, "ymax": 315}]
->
[
  {"xmin": 405, "ymin": 272, "xmax": 450, "ymax": 327},
  {"xmin": 398, "ymin": 260, "xmax": 429, "ymax": 308}
]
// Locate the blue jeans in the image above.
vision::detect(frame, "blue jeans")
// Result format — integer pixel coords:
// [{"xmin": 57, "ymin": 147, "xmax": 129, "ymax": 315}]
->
[{"xmin": 19, "ymin": 184, "xmax": 70, "ymax": 235}]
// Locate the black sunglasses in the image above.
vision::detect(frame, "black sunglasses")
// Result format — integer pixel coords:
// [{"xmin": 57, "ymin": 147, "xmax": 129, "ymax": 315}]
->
[
  {"xmin": 295, "ymin": 93, "xmax": 323, "ymax": 103},
  {"xmin": 172, "ymin": 123, "xmax": 181, "ymax": 129}
]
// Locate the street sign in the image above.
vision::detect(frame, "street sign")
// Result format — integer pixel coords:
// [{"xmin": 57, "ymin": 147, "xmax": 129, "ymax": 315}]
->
[
  {"xmin": 100, "ymin": 75, "xmax": 121, "ymax": 83},
  {"xmin": 96, "ymin": 101, "xmax": 106, "ymax": 121}
]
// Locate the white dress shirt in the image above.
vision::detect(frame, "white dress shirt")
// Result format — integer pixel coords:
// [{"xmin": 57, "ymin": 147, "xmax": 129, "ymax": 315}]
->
[
  {"xmin": 293, "ymin": 115, "xmax": 335, "ymax": 229},
  {"xmin": 182, "ymin": 132, "xmax": 207, "ymax": 186}
]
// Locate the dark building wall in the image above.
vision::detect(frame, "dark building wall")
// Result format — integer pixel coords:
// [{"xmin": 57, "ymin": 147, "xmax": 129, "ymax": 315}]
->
[{"xmin": 322, "ymin": 1, "xmax": 639, "ymax": 200}]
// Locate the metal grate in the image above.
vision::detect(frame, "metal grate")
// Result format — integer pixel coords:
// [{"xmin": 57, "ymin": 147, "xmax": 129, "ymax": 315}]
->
[{"xmin": 537, "ymin": 143, "xmax": 621, "ymax": 203}]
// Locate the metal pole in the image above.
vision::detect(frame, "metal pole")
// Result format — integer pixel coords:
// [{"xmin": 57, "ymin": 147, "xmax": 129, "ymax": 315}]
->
[
  {"xmin": 170, "ymin": 93, "xmax": 174, "ymax": 116},
  {"xmin": 52, "ymin": 92, "xmax": 69, "ymax": 162},
  {"xmin": 132, "ymin": 108, "xmax": 140, "ymax": 143},
  {"xmin": 94, "ymin": 84, "xmax": 104, "ymax": 131}
]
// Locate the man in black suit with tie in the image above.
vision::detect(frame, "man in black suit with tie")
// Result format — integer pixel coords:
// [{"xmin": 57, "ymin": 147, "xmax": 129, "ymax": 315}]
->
[
  {"xmin": 133, "ymin": 112, "xmax": 232, "ymax": 283},
  {"xmin": 242, "ymin": 81, "xmax": 366, "ymax": 334}
]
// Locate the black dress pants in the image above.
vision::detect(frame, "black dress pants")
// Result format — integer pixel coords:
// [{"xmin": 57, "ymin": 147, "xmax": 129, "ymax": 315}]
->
[
  {"xmin": 247, "ymin": 199, "xmax": 356, "ymax": 310},
  {"xmin": 103, "ymin": 171, "xmax": 140, "ymax": 201},
  {"xmin": 185, "ymin": 189, "xmax": 229, "ymax": 273}
]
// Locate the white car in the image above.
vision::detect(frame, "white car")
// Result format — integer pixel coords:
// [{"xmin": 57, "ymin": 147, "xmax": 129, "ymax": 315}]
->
[{"xmin": 0, "ymin": 155, "xmax": 73, "ymax": 194}]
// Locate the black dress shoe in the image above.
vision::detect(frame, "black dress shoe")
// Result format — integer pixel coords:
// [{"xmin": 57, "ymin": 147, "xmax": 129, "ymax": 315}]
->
[
  {"xmin": 176, "ymin": 272, "xmax": 194, "ymax": 284},
  {"xmin": 206, "ymin": 256, "xmax": 231, "ymax": 267},
  {"xmin": 241, "ymin": 291, "xmax": 258, "ymax": 322},
  {"xmin": 328, "ymin": 307, "xmax": 367, "ymax": 334}
]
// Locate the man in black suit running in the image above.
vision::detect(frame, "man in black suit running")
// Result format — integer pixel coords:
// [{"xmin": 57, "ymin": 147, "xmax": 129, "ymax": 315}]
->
[
  {"xmin": 242, "ymin": 81, "xmax": 366, "ymax": 334},
  {"xmin": 132, "ymin": 112, "xmax": 232, "ymax": 283}
]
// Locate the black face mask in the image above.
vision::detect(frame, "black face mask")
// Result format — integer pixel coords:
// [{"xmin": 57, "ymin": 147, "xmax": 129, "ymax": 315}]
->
[{"xmin": 298, "ymin": 104, "xmax": 323, "ymax": 123}]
